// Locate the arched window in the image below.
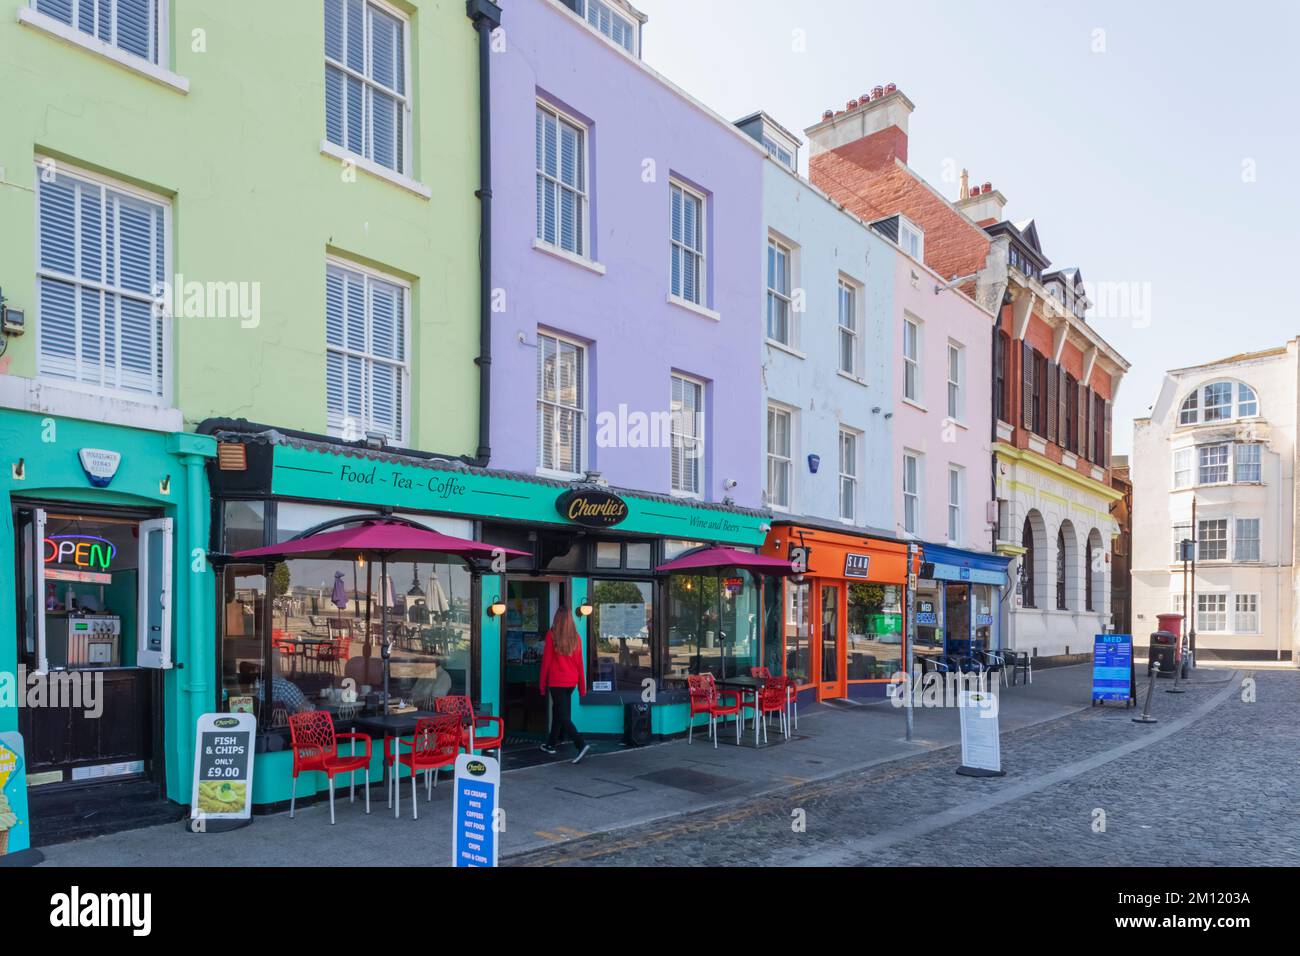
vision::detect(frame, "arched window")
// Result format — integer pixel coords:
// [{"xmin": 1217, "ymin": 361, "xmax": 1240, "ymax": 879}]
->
[
  {"xmin": 1021, "ymin": 519, "xmax": 1036, "ymax": 609},
  {"xmin": 1085, "ymin": 538, "xmax": 1094, "ymax": 611},
  {"xmin": 1178, "ymin": 381, "xmax": 1259, "ymax": 426},
  {"xmin": 1056, "ymin": 527, "xmax": 1067, "ymax": 610}
]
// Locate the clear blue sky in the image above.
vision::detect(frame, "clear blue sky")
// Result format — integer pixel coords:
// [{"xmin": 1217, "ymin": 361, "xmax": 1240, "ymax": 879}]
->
[{"xmin": 632, "ymin": 0, "xmax": 1300, "ymax": 454}]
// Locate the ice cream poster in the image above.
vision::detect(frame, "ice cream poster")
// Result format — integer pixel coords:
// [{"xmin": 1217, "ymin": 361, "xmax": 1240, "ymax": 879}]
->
[{"xmin": 0, "ymin": 732, "xmax": 31, "ymax": 856}]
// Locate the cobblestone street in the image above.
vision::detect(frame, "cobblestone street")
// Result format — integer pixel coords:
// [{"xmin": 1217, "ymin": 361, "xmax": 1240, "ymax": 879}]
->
[{"xmin": 510, "ymin": 668, "xmax": 1297, "ymax": 867}]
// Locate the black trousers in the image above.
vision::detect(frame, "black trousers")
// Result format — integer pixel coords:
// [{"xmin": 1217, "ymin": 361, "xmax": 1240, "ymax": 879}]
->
[{"xmin": 545, "ymin": 687, "xmax": 586, "ymax": 750}]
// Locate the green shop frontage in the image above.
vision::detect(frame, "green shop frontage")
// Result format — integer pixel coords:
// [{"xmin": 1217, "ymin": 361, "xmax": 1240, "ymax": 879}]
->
[
  {"xmin": 0, "ymin": 406, "xmax": 215, "ymax": 856},
  {"xmin": 206, "ymin": 427, "xmax": 772, "ymax": 811}
]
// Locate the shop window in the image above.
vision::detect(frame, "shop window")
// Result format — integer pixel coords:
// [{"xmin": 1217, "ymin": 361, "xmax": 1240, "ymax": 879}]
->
[
  {"xmin": 222, "ymin": 500, "xmax": 266, "ymax": 554},
  {"xmin": 972, "ymin": 584, "xmax": 996, "ymax": 652},
  {"xmin": 912, "ymin": 584, "xmax": 943, "ymax": 659},
  {"xmin": 665, "ymin": 573, "xmax": 760, "ymax": 683},
  {"xmin": 945, "ymin": 583, "xmax": 971, "ymax": 658},
  {"xmin": 595, "ymin": 541, "xmax": 621, "ymax": 569},
  {"xmin": 592, "ymin": 539, "xmax": 653, "ymax": 571},
  {"xmin": 782, "ymin": 580, "xmax": 811, "ymax": 685},
  {"xmin": 590, "ymin": 580, "xmax": 653, "ymax": 691},
  {"xmin": 663, "ymin": 539, "xmax": 705, "ymax": 561},
  {"xmin": 846, "ymin": 582, "xmax": 902, "ymax": 680}
]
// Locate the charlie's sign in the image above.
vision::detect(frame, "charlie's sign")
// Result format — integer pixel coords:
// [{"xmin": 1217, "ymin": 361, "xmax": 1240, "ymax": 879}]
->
[{"xmin": 556, "ymin": 489, "xmax": 629, "ymax": 528}]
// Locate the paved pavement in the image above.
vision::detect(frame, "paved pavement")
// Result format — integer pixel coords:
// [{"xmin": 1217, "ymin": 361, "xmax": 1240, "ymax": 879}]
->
[
  {"xmin": 510, "ymin": 667, "xmax": 1298, "ymax": 867},
  {"xmin": 40, "ymin": 663, "xmax": 1289, "ymax": 867}
]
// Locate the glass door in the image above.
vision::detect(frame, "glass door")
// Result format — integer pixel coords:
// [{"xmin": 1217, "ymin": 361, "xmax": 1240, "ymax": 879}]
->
[{"xmin": 819, "ymin": 584, "xmax": 844, "ymax": 699}]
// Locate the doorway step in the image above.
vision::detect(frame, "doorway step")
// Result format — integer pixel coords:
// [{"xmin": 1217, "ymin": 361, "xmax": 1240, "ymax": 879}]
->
[{"xmin": 27, "ymin": 779, "xmax": 185, "ymax": 847}]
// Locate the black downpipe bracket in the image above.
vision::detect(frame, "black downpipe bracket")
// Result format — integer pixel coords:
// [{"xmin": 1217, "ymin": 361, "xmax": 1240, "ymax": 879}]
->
[{"xmin": 467, "ymin": 0, "xmax": 502, "ymax": 467}]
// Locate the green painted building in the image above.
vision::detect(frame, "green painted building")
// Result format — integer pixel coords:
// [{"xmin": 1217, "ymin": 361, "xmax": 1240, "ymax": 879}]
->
[{"xmin": 0, "ymin": 0, "xmax": 489, "ymax": 854}]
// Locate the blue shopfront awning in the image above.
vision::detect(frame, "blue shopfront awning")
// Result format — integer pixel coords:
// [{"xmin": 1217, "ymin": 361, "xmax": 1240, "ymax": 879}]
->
[{"xmin": 919, "ymin": 543, "xmax": 1012, "ymax": 586}]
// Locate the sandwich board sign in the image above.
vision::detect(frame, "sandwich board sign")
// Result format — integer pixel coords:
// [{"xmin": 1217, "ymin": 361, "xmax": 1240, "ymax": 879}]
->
[
  {"xmin": 453, "ymin": 752, "xmax": 499, "ymax": 867},
  {"xmin": 1091, "ymin": 633, "xmax": 1135, "ymax": 706},
  {"xmin": 190, "ymin": 713, "xmax": 257, "ymax": 830},
  {"xmin": 956, "ymin": 688, "xmax": 1005, "ymax": 777}
]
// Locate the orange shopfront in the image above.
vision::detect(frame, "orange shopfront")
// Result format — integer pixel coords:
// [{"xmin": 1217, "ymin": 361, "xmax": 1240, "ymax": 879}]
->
[{"xmin": 760, "ymin": 522, "xmax": 915, "ymax": 702}]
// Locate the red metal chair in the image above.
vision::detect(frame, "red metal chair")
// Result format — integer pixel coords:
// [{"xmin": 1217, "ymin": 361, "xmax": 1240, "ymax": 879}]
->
[
  {"xmin": 745, "ymin": 667, "xmax": 774, "ymax": 729},
  {"xmin": 313, "ymin": 633, "xmax": 350, "ymax": 678},
  {"xmin": 288, "ymin": 710, "xmax": 372, "ymax": 824},
  {"xmin": 687, "ymin": 674, "xmax": 743, "ymax": 748},
  {"xmin": 394, "ymin": 715, "xmax": 460, "ymax": 820},
  {"xmin": 756, "ymin": 680, "xmax": 790, "ymax": 742},
  {"xmin": 768, "ymin": 675, "xmax": 798, "ymax": 732},
  {"xmin": 435, "ymin": 695, "xmax": 505, "ymax": 760}
]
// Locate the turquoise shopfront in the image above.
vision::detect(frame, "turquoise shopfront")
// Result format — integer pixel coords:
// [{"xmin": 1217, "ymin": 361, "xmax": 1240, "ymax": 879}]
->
[
  {"xmin": 0, "ymin": 406, "xmax": 215, "ymax": 854},
  {"xmin": 205, "ymin": 425, "xmax": 771, "ymax": 809}
]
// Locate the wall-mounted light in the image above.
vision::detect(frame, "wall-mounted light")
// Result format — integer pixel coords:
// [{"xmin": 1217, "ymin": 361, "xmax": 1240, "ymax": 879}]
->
[
  {"xmin": 577, "ymin": 601, "xmax": 594, "ymax": 617},
  {"xmin": 12, "ymin": 458, "xmax": 25, "ymax": 481},
  {"xmin": 356, "ymin": 554, "xmax": 366, "ymax": 568},
  {"xmin": 159, "ymin": 474, "xmax": 171, "ymax": 495},
  {"xmin": 488, "ymin": 595, "xmax": 507, "ymax": 617}
]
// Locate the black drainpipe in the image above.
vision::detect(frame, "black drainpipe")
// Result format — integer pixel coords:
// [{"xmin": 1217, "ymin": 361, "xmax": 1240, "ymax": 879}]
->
[{"xmin": 467, "ymin": 0, "xmax": 502, "ymax": 467}]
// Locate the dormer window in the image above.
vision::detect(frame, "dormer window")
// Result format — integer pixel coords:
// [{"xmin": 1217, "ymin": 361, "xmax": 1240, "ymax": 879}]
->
[
  {"xmin": 572, "ymin": 0, "xmax": 639, "ymax": 56},
  {"xmin": 763, "ymin": 137, "xmax": 795, "ymax": 170},
  {"xmin": 898, "ymin": 216, "xmax": 924, "ymax": 261},
  {"xmin": 1178, "ymin": 381, "xmax": 1259, "ymax": 426}
]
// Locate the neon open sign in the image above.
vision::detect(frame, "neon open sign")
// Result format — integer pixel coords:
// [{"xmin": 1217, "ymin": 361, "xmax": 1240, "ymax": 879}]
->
[{"xmin": 44, "ymin": 534, "xmax": 117, "ymax": 571}]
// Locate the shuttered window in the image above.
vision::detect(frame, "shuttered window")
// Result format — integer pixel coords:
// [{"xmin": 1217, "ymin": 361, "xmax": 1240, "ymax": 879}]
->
[
  {"xmin": 1056, "ymin": 365, "xmax": 1068, "ymax": 449},
  {"xmin": 535, "ymin": 103, "xmax": 588, "ymax": 256},
  {"xmin": 1045, "ymin": 359, "xmax": 1058, "ymax": 443},
  {"xmin": 324, "ymin": 0, "xmax": 410, "ymax": 174},
  {"xmin": 36, "ymin": 162, "xmax": 168, "ymax": 400},
  {"xmin": 34, "ymin": 0, "xmax": 163, "ymax": 64},
  {"xmin": 537, "ymin": 332, "xmax": 586, "ymax": 475},
  {"xmin": 670, "ymin": 181, "xmax": 706, "ymax": 305},
  {"xmin": 670, "ymin": 374, "xmax": 704, "ymax": 496},
  {"xmin": 325, "ymin": 260, "xmax": 408, "ymax": 443}
]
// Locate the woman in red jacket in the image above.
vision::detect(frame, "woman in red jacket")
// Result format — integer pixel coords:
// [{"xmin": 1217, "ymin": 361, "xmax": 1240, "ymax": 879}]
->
[{"xmin": 539, "ymin": 606, "xmax": 590, "ymax": 763}]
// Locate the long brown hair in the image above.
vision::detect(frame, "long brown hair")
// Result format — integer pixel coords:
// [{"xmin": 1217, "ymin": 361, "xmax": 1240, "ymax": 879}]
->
[{"xmin": 550, "ymin": 606, "xmax": 580, "ymax": 656}]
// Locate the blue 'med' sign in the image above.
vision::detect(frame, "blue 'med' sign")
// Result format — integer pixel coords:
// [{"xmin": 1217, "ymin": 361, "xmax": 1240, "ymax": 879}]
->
[{"xmin": 1091, "ymin": 633, "xmax": 1133, "ymax": 703}]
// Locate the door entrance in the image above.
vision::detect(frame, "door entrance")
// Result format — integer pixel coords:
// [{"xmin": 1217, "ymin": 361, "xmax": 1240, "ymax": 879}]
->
[
  {"xmin": 500, "ymin": 578, "xmax": 565, "ymax": 745},
  {"xmin": 13, "ymin": 505, "xmax": 170, "ymax": 791},
  {"xmin": 818, "ymin": 584, "xmax": 846, "ymax": 699}
]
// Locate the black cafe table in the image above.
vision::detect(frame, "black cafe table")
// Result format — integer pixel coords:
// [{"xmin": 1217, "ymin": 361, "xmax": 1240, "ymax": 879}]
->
[
  {"xmin": 350, "ymin": 711, "xmax": 438, "ymax": 817},
  {"xmin": 716, "ymin": 676, "xmax": 766, "ymax": 747}
]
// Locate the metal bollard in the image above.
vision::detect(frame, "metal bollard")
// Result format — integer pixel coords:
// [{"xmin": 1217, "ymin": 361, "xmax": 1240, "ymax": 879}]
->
[
  {"xmin": 1133, "ymin": 661, "xmax": 1159, "ymax": 723},
  {"xmin": 1166, "ymin": 648, "xmax": 1186, "ymax": 694}
]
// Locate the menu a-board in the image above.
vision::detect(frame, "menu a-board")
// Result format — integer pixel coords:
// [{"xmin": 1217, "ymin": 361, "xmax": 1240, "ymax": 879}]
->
[
  {"xmin": 956, "ymin": 689, "xmax": 1004, "ymax": 777},
  {"xmin": 190, "ymin": 713, "xmax": 257, "ymax": 823},
  {"xmin": 453, "ymin": 753, "xmax": 499, "ymax": 867},
  {"xmin": 1092, "ymin": 633, "xmax": 1134, "ymax": 704},
  {"xmin": 0, "ymin": 732, "xmax": 31, "ymax": 857}
]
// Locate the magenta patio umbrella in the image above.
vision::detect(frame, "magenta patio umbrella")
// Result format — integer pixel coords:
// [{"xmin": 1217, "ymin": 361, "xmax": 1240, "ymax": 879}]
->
[
  {"xmin": 655, "ymin": 546, "xmax": 796, "ymax": 576},
  {"xmin": 232, "ymin": 520, "xmax": 528, "ymax": 711}
]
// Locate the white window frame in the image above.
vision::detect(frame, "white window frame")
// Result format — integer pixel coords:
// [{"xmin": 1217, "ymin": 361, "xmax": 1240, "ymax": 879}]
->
[
  {"xmin": 838, "ymin": 427, "xmax": 858, "ymax": 523},
  {"xmin": 670, "ymin": 373, "xmax": 705, "ymax": 498},
  {"xmin": 946, "ymin": 340, "xmax": 963, "ymax": 420},
  {"xmin": 1197, "ymin": 517, "xmax": 1228, "ymax": 562},
  {"xmin": 766, "ymin": 236, "xmax": 793, "ymax": 347},
  {"xmin": 325, "ymin": 256, "xmax": 412, "ymax": 445},
  {"xmin": 898, "ymin": 215, "xmax": 924, "ymax": 261},
  {"xmin": 1177, "ymin": 380, "xmax": 1260, "ymax": 426},
  {"xmin": 535, "ymin": 100, "xmax": 591, "ymax": 259},
  {"xmin": 903, "ymin": 451, "xmax": 921, "ymax": 536},
  {"xmin": 1234, "ymin": 593, "xmax": 1260, "ymax": 634},
  {"xmin": 25, "ymin": 0, "xmax": 169, "ymax": 69},
  {"xmin": 1172, "ymin": 523, "xmax": 1192, "ymax": 562},
  {"xmin": 903, "ymin": 316, "xmax": 921, "ymax": 403},
  {"xmin": 34, "ymin": 157, "xmax": 173, "ymax": 405},
  {"xmin": 1196, "ymin": 593, "xmax": 1228, "ymax": 633},
  {"xmin": 670, "ymin": 179, "xmax": 707, "ymax": 306},
  {"xmin": 1197, "ymin": 443, "xmax": 1230, "ymax": 485},
  {"xmin": 766, "ymin": 403, "xmax": 794, "ymax": 512},
  {"xmin": 1172, "ymin": 447, "xmax": 1193, "ymax": 489},
  {"xmin": 324, "ymin": 0, "xmax": 413, "ymax": 176},
  {"xmin": 1234, "ymin": 443, "xmax": 1261, "ymax": 483},
  {"xmin": 572, "ymin": 0, "xmax": 638, "ymax": 55},
  {"xmin": 536, "ymin": 330, "xmax": 588, "ymax": 479},
  {"xmin": 947, "ymin": 465, "xmax": 963, "ymax": 545},
  {"xmin": 837, "ymin": 277, "xmax": 858, "ymax": 377},
  {"xmin": 1234, "ymin": 517, "xmax": 1260, "ymax": 562}
]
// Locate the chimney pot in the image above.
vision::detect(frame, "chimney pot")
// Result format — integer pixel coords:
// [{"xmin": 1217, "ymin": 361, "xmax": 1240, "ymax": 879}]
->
[
  {"xmin": 847, "ymin": 99, "xmax": 859, "ymax": 110},
  {"xmin": 983, "ymin": 182, "xmax": 993, "ymax": 193},
  {"xmin": 822, "ymin": 109, "xmax": 834, "ymax": 120},
  {"xmin": 885, "ymin": 82, "xmax": 897, "ymax": 94},
  {"xmin": 970, "ymin": 185, "xmax": 981, "ymax": 196},
  {"xmin": 871, "ymin": 85, "xmax": 884, "ymax": 100}
]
